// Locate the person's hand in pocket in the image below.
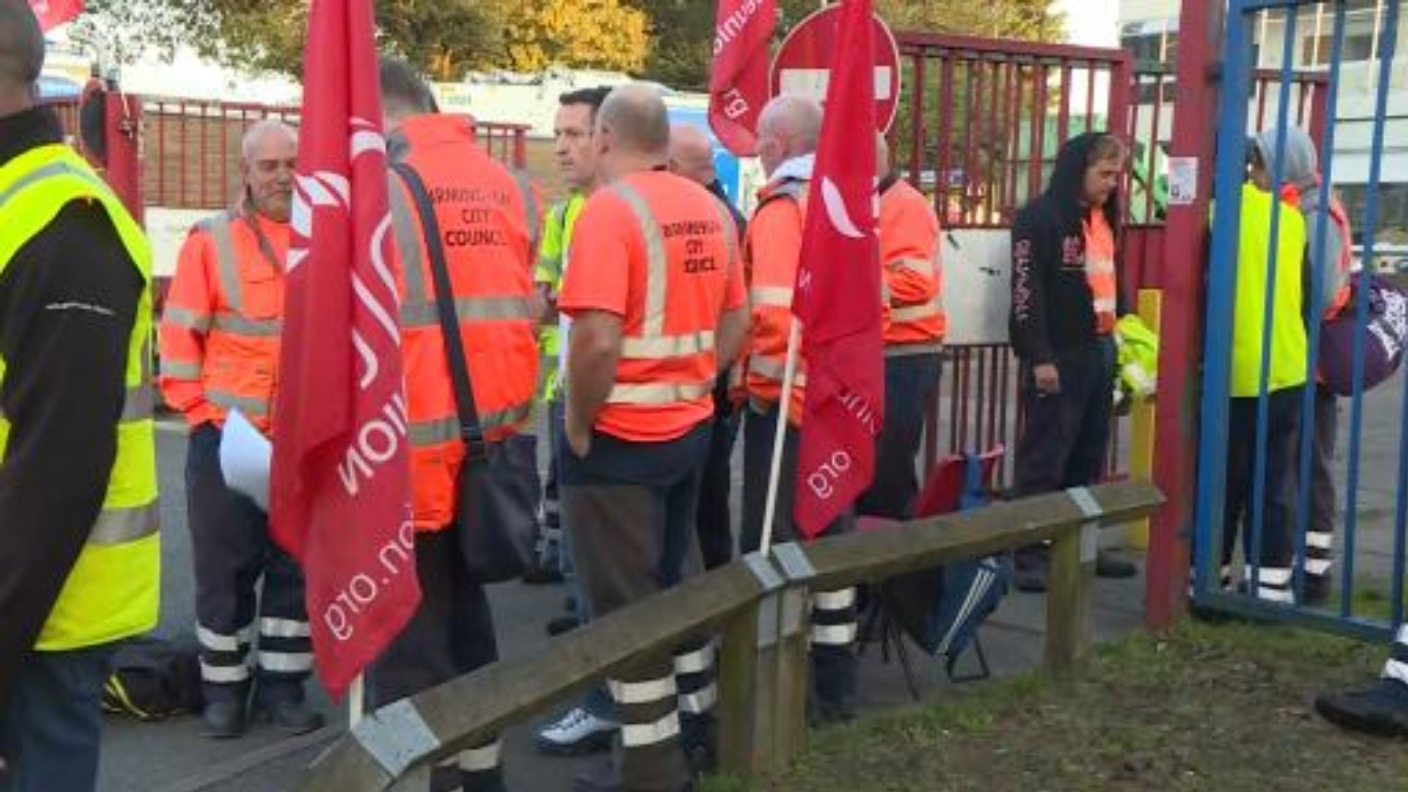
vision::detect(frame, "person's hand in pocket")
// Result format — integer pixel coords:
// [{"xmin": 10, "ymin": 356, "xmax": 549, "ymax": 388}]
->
[{"xmin": 1033, "ymin": 363, "xmax": 1061, "ymax": 395}]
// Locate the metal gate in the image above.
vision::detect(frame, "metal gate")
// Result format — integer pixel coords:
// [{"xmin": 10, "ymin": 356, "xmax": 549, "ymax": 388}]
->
[{"xmin": 1194, "ymin": 0, "xmax": 1405, "ymax": 638}]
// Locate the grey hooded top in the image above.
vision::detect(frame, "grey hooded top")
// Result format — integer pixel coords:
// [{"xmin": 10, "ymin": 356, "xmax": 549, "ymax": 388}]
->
[{"xmin": 1253, "ymin": 127, "xmax": 1355, "ymax": 314}]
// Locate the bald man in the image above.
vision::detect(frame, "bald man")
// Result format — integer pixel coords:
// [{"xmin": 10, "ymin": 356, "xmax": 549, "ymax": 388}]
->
[
  {"xmin": 160, "ymin": 119, "xmax": 324, "ymax": 740},
  {"xmin": 667, "ymin": 124, "xmax": 747, "ymax": 573},
  {"xmin": 560, "ymin": 83, "xmax": 748, "ymax": 792},
  {"xmin": 1, "ymin": 2, "xmax": 160, "ymax": 788}
]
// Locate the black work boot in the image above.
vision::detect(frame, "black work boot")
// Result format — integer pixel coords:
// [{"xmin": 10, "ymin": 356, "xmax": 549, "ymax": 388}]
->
[
  {"xmin": 1014, "ymin": 545, "xmax": 1050, "ymax": 593},
  {"xmin": 200, "ymin": 699, "xmax": 248, "ymax": 739},
  {"xmin": 1316, "ymin": 679, "xmax": 1408, "ymax": 736},
  {"xmin": 1095, "ymin": 549, "xmax": 1138, "ymax": 578},
  {"xmin": 254, "ymin": 694, "xmax": 325, "ymax": 735}
]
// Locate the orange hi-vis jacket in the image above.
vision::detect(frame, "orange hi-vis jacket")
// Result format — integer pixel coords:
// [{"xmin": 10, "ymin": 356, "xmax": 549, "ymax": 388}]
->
[
  {"xmin": 560, "ymin": 169, "xmax": 746, "ymax": 444},
  {"xmin": 744, "ymin": 176, "xmax": 808, "ymax": 425},
  {"xmin": 388, "ymin": 114, "xmax": 541, "ymax": 532},
  {"xmin": 159, "ymin": 207, "xmax": 288, "ymax": 435},
  {"xmin": 1083, "ymin": 209, "xmax": 1118, "ymax": 335},
  {"xmin": 879, "ymin": 177, "xmax": 946, "ymax": 354}
]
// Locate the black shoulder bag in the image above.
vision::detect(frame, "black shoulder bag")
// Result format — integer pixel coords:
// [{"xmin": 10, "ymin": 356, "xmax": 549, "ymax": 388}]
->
[{"xmin": 392, "ymin": 162, "xmax": 538, "ymax": 583}]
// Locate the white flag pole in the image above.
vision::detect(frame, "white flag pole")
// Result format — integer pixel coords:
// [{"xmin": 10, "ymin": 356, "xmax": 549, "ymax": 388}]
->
[
  {"xmin": 759, "ymin": 320, "xmax": 803, "ymax": 554},
  {"xmin": 349, "ymin": 675, "xmax": 365, "ymax": 726}
]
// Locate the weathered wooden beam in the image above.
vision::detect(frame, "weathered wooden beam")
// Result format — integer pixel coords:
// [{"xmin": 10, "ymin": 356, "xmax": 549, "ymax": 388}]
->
[
  {"xmin": 717, "ymin": 555, "xmax": 787, "ymax": 778},
  {"xmin": 800, "ymin": 481, "xmax": 1163, "ymax": 590},
  {"xmin": 1045, "ymin": 520, "xmax": 1096, "ymax": 679}
]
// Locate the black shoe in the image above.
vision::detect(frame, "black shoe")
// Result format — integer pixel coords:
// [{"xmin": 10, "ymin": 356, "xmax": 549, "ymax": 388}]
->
[
  {"xmin": 1014, "ymin": 546, "xmax": 1049, "ymax": 593},
  {"xmin": 201, "ymin": 700, "xmax": 247, "ymax": 739},
  {"xmin": 1304, "ymin": 574, "xmax": 1333, "ymax": 606},
  {"xmin": 1316, "ymin": 679, "xmax": 1408, "ymax": 736},
  {"xmin": 254, "ymin": 697, "xmax": 325, "ymax": 735},
  {"xmin": 522, "ymin": 561, "xmax": 564, "ymax": 585},
  {"xmin": 547, "ymin": 614, "xmax": 582, "ymax": 636},
  {"xmin": 1095, "ymin": 549, "xmax": 1138, "ymax": 578}
]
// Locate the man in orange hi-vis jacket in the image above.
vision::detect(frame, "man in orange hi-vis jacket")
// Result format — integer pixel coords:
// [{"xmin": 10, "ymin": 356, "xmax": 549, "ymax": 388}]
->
[{"xmin": 158, "ymin": 119, "xmax": 323, "ymax": 740}]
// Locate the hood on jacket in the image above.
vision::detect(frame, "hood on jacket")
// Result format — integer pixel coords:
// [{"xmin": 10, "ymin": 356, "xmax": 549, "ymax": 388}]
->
[
  {"xmin": 1253, "ymin": 126, "xmax": 1319, "ymax": 194},
  {"xmin": 1043, "ymin": 130, "xmax": 1123, "ymax": 235}
]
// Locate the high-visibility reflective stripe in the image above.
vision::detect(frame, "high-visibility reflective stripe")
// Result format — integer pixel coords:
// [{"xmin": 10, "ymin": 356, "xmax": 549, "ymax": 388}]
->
[
  {"xmin": 91, "ymin": 502, "xmax": 159, "ymax": 545},
  {"xmin": 198, "ymin": 624, "xmax": 252, "ymax": 652},
  {"xmin": 678, "ymin": 683, "xmax": 718, "ymax": 715},
  {"xmin": 260, "ymin": 618, "xmax": 311, "ymax": 639},
  {"xmin": 1304, "ymin": 558, "xmax": 1333, "ymax": 576},
  {"xmin": 211, "ymin": 313, "xmax": 281, "ymax": 337},
  {"xmin": 399, "ymin": 296, "xmax": 535, "ymax": 328},
  {"xmin": 621, "ymin": 331, "xmax": 715, "ymax": 360},
  {"xmin": 159, "ymin": 359, "xmax": 203, "ymax": 380},
  {"xmin": 458, "ymin": 741, "xmax": 502, "ymax": 772},
  {"xmin": 812, "ymin": 588, "xmax": 856, "ymax": 612},
  {"xmin": 673, "ymin": 642, "xmax": 717, "ymax": 676},
  {"xmin": 1306, "ymin": 532, "xmax": 1334, "ymax": 550},
  {"xmin": 208, "ymin": 390, "xmax": 270, "ymax": 418},
  {"xmin": 608, "ymin": 676, "xmax": 677, "ymax": 705},
  {"xmin": 811, "ymin": 622, "xmax": 858, "ymax": 646},
  {"xmin": 708, "ymin": 196, "xmax": 738, "ymax": 274},
  {"xmin": 258, "ymin": 651, "xmax": 314, "ymax": 673},
  {"xmin": 1396, "ymin": 624, "xmax": 1408, "ymax": 646},
  {"xmin": 200, "ymin": 659, "xmax": 251, "ymax": 684},
  {"xmin": 408, "ymin": 402, "xmax": 533, "ymax": 446},
  {"xmin": 121, "ymin": 386, "xmax": 155, "ymax": 422},
  {"xmin": 1093, "ymin": 298, "xmax": 1118, "ymax": 312},
  {"xmin": 208, "ymin": 214, "xmax": 244, "ymax": 313},
  {"xmin": 1252, "ymin": 585, "xmax": 1294, "ymax": 604},
  {"xmin": 388, "ymin": 179, "xmax": 429, "ymax": 305},
  {"xmin": 889, "ymin": 257, "xmax": 934, "ymax": 275},
  {"xmin": 1384, "ymin": 658, "xmax": 1408, "ymax": 685},
  {"xmin": 610, "ymin": 183, "xmax": 668, "ymax": 340},
  {"xmin": 892, "ymin": 303, "xmax": 943, "ymax": 324},
  {"xmin": 748, "ymin": 356, "xmax": 806, "ymax": 387},
  {"xmin": 514, "ymin": 171, "xmax": 540, "ymax": 251},
  {"xmin": 1246, "ymin": 566, "xmax": 1293, "ymax": 587},
  {"xmin": 885, "ymin": 342, "xmax": 944, "ymax": 359},
  {"xmin": 0, "ymin": 161, "xmax": 112, "ymax": 211},
  {"xmin": 607, "ymin": 381, "xmax": 712, "ymax": 405},
  {"xmin": 750, "ymin": 286, "xmax": 793, "ymax": 308},
  {"xmin": 620, "ymin": 712, "xmax": 681, "ymax": 748},
  {"xmin": 162, "ymin": 306, "xmax": 212, "ymax": 333}
]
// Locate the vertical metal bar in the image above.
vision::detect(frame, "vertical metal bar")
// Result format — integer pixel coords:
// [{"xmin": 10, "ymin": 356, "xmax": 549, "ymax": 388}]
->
[
  {"xmin": 986, "ymin": 346, "xmax": 1000, "ymax": 452},
  {"xmin": 938, "ymin": 54, "xmax": 955, "ymax": 227},
  {"xmin": 1294, "ymin": 0, "xmax": 1349, "ymax": 607},
  {"xmin": 985, "ymin": 58, "xmax": 1001, "ymax": 222},
  {"xmin": 1193, "ymin": 0, "xmax": 1253, "ymax": 604},
  {"xmin": 1255, "ymin": 74, "xmax": 1270, "ymax": 132},
  {"xmin": 1084, "ymin": 60, "xmax": 1097, "ymax": 131},
  {"xmin": 1245, "ymin": 5, "xmax": 1299, "ymax": 603},
  {"xmin": 1344, "ymin": 0, "xmax": 1400, "ymax": 619},
  {"xmin": 957, "ymin": 349, "xmax": 972, "ymax": 452},
  {"xmin": 1030, "ymin": 64, "xmax": 1048, "ymax": 207},
  {"xmin": 1057, "ymin": 63, "xmax": 1072, "ymax": 147},
  {"xmin": 911, "ymin": 54, "xmax": 927, "ymax": 187},
  {"xmin": 199, "ymin": 100, "xmax": 209, "ymax": 209},
  {"xmin": 974, "ymin": 345, "xmax": 988, "ymax": 452},
  {"xmin": 971, "ymin": 57, "xmax": 987, "ymax": 222},
  {"xmin": 948, "ymin": 348, "xmax": 962, "ymax": 455},
  {"xmin": 1148, "ymin": 71, "xmax": 1166, "ymax": 222},
  {"xmin": 1003, "ymin": 60, "xmax": 1022, "ymax": 217},
  {"xmin": 961, "ymin": 57, "xmax": 977, "ymax": 225}
]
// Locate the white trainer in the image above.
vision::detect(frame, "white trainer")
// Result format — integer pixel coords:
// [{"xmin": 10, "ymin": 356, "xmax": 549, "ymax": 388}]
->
[{"xmin": 535, "ymin": 706, "xmax": 618, "ymax": 756}]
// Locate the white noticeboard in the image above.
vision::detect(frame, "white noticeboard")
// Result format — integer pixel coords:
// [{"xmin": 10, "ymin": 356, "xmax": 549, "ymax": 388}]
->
[
  {"xmin": 145, "ymin": 207, "xmax": 212, "ymax": 280},
  {"xmin": 1168, "ymin": 157, "xmax": 1198, "ymax": 206},
  {"xmin": 940, "ymin": 228, "xmax": 1013, "ymax": 347}
]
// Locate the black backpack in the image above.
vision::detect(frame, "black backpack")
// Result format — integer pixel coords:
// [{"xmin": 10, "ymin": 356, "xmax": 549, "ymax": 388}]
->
[{"xmin": 102, "ymin": 637, "xmax": 203, "ymax": 721}]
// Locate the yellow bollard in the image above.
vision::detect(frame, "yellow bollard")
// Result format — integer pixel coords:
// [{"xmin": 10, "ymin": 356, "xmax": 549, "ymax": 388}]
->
[{"xmin": 1127, "ymin": 289, "xmax": 1161, "ymax": 550}]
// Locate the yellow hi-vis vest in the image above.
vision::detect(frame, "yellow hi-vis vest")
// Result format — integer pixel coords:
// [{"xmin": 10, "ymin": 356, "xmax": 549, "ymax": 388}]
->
[
  {"xmin": 534, "ymin": 193, "xmax": 585, "ymax": 402},
  {"xmin": 0, "ymin": 143, "xmax": 161, "ymax": 650},
  {"xmin": 1231, "ymin": 182, "xmax": 1309, "ymax": 398}
]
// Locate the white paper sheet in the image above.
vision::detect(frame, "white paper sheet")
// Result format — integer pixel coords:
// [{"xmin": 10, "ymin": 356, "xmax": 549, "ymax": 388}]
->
[{"xmin": 219, "ymin": 408, "xmax": 271, "ymax": 513}]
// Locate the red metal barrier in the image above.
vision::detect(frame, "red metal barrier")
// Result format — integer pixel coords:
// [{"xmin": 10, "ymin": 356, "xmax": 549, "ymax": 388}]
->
[{"xmin": 46, "ymin": 94, "xmax": 531, "ymax": 211}]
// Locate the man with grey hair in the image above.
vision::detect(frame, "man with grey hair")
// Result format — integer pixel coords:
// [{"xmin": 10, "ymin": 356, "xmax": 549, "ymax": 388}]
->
[
  {"xmin": 560, "ymin": 82, "xmax": 748, "ymax": 791},
  {"xmin": 739, "ymin": 93, "xmax": 861, "ymax": 723},
  {"xmin": 1, "ymin": 1, "xmax": 160, "ymax": 788},
  {"xmin": 159, "ymin": 118, "xmax": 323, "ymax": 740}
]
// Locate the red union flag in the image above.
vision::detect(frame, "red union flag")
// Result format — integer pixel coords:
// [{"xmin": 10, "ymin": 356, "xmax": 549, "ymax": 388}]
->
[
  {"xmin": 28, "ymin": 0, "xmax": 83, "ymax": 30},
  {"xmin": 270, "ymin": 0, "xmax": 420, "ymax": 698},
  {"xmin": 791, "ymin": 0, "xmax": 884, "ymax": 538},
  {"xmin": 708, "ymin": 0, "xmax": 776, "ymax": 156}
]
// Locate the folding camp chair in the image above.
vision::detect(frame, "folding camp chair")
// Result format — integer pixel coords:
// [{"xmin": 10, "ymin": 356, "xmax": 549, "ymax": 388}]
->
[{"xmin": 858, "ymin": 445, "xmax": 1007, "ymax": 700}]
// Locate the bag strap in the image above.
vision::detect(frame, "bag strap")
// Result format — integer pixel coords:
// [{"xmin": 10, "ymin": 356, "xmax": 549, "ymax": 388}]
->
[{"xmin": 391, "ymin": 162, "xmax": 488, "ymax": 462}]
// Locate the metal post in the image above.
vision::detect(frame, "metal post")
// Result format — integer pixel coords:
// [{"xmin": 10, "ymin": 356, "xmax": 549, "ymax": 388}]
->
[{"xmin": 1146, "ymin": 0, "xmax": 1224, "ymax": 629}]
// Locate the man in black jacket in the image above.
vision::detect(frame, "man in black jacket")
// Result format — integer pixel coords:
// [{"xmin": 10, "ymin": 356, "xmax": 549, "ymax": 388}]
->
[
  {"xmin": 0, "ymin": 2, "xmax": 154, "ymax": 788},
  {"xmin": 1008, "ymin": 131, "xmax": 1138, "ymax": 592}
]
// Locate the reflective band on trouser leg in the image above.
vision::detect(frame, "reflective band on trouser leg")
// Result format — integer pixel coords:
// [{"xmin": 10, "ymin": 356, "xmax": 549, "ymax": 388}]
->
[
  {"xmin": 1246, "ymin": 566, "xmax": 1294, "ymax": 604},
  {"xmin": 674, "ymin": 639, "xmax": 718, "ymax": 716},
  {"xmin": 197, "ymin": 622, "xmax": 252, "ymax": 685},
  {"xmin": 1305, "ymin": 530, "xmax": 1333, "ymax": 582},
  {"xmin": 200, "ymin": 658, "xmax": 251, "ymax": 685},
  {"xmin": 811, "ymin": 587, "xmax": 859, "ymax": 646},
  {"xmin": 621, "ymin": 711, "xmax": 682, "ymax": 748},
  {"xmin": 610, "ymin": 660, "xmax": 690, "ymax": 789},
  {"xmin": 258, "ymin": 650, "xmax": 314, "ymax": 674},
  {"xmin": 1383, "ymin": 624, "xmax": 1408, "ymax": 684},
  {"xmin": 458, "ymin": 739, "xmax": 502, "ymax": 771}
]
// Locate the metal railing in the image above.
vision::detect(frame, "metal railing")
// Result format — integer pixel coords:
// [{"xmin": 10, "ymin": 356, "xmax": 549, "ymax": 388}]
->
[{"xmin": 299, "ymin": 480, "xmax": 1162, "ymax": 790}]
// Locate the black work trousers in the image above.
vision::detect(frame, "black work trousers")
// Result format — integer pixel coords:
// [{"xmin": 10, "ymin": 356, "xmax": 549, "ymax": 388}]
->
[
  {"xmin": 1221, "ymin": 387, "xmax": 1303, "ymax": 603},
  {"xmin": 186, "ymin": 423, "xmax": 312, "ymax": 706},
  {"xmin": 1012, "ymin": 338, "xmax": 1117, "ymax": 499},
  {"xmin": 696, "ymin": 379, "xmax": 741, "ymax": 570},
  {"xmin": 857, "ymin": 352, "xmax": 943, "ymax": 520}
]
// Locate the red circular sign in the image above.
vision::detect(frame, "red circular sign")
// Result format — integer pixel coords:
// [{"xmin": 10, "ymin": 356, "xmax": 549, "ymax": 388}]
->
[{"xmin": 770, "ymin": 6, "xmax": 902, "ymax": 133}]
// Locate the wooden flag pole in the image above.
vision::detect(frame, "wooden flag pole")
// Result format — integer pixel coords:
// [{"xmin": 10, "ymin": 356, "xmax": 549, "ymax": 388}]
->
[{"xmin": 759, "ymin": 321, "xmax": 803, "ymax": 554}]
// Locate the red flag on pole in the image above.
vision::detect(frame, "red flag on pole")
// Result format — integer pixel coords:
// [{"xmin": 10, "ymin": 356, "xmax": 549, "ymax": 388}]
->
[
  {"xmin": 708, "ymin": 0, "xmax": 776, "ymax": 156},
  {"xmin": 270, "ymin": 0, "xmax": 420, "ymax": 698},
  {"xmin": 27, "ymin": 0, "xmax": 83, "ymax": 30},
  {"xmin": 791, "ymin": 0, "xmax": 884, "ymax": 538}
]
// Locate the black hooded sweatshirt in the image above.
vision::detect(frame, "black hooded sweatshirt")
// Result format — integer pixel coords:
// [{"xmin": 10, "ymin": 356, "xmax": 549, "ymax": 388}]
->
[{"xmin": 1008, "ymin": 131, "xmax": 1124, "ymax": 365}]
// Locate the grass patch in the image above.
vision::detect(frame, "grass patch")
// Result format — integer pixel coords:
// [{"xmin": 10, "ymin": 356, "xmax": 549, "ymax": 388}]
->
[{"xmin": 706, "ymin": 620, "xmax": 1403, "ymax": 792}]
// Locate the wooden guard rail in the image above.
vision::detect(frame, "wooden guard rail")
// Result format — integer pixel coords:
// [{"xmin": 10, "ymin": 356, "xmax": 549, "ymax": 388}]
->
[{"xmin": 301, "ymin": 480, "xmax": 1164, "ymax": 790}]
